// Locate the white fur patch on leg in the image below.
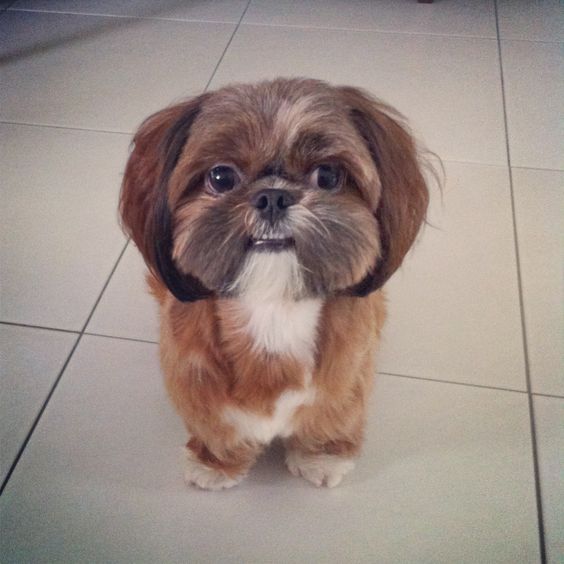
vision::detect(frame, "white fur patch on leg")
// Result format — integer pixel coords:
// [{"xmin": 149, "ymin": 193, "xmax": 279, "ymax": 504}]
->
[
  {"xmin": 184, "ymin": 447, "xmax": 245, "ymax": 491},
  {"xmin": 285, "ymin": 450, "xmax": 355, "ymax": 488}
]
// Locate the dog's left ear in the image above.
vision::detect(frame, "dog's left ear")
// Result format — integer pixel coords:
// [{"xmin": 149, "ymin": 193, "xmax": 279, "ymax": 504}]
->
[
  {"xmin": 339, "ymin": 86, "xmax": 430, "ymax": 296},
  {"xmin": 120, "ymin": 94, "xmax": 213, "ymax": 302}
]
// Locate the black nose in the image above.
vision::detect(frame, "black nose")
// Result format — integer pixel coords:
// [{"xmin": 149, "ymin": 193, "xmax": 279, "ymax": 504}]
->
[{"xmin": 251, "ymin": 189, "xmax": 296, "ymax": 224}]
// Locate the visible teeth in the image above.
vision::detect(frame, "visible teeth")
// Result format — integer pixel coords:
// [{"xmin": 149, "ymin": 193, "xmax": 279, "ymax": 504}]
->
[
  {"xmin": 251, "ymin": 237, "xmax": 294, "ymax": 250},
  {"xmin": 257, "ymin": 234, "xmax": 285, "ymax": 240},
  {"xmin": 255, "ymin": 239, "xmax": 283, "ymax": 244}
]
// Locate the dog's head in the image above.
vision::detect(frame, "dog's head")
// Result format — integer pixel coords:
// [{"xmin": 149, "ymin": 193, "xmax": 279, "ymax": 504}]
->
[{"xmin": 120, "ymin": 78, "xmax": 429, "ymax": 302}]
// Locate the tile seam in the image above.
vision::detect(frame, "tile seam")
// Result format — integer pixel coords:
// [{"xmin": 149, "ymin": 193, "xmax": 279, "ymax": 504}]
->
[
  {"xmin": 0, "ymin": 321, "xmax": 80, "ymax": 335},
  {"xmin": 7, "ymin": 120, "xmax": 559, "ymax": 172},
  {"xmin": 0, "ymin": 240, "xmax": 131, "ymax": 496},
  {"xmin": 4, "ymin": 8, "xmax": 511, "ymax": 41},
  {"xmin": 0, "ymin": 333, "xmax": 82, "ymax": 495},
  {"xmin": 378, "ymin": 371, "xmax": 527, "ymax": 395},
  {"xmin": 494, "ymin": 1, "xmax": 547, "ymax": 561},
  {"xmin": 202, "ymin": 0, "xmax": 252, "ymax": 92},
  {"xmin": 0, "ymin": 120, "xmax": 133, "ymax": 136},
  {"xmin": 5, "ymin": 7, "xmax": 240, "ymax": 25},
  {"xmin": 233, "ymin": 21, "xmax": 500, "ymax": 41}
]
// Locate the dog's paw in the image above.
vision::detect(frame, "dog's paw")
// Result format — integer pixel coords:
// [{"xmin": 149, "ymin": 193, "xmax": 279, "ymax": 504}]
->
[
  {"xmin": 184, "ymin": 447, "xmax": 245, "ymax": 491},
  {"xmin": 285, "ymin": 450, "xmax": 355, "ymax": 488}
]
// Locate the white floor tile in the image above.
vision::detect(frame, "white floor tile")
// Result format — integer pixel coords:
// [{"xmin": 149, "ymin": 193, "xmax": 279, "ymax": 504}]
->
[
  {"xmin": 86, "ymin": 243, "xmax": 159, "ymax": 343},
  {"xmin": 0, "ymin": 124, "xmax": 128, "ymax": 330},
  {"xmin": 0, "ymin": 11, "xmax": 235, "ymax": 132},
  {"xmin": 501, "ymin": 40, "xmax": 564, "ymax": 170},
  {"xmin": 378, "ymin": 161, "xmax": 526, "ymax": 390},
  {"xmin": 211, "ymin": 25, "xmax": 506, "ymax": 165},
  {"xmin": 245, "ymin": 0, "xmax": 497, "ymax": 38},
  {"xmin": 0, "ymin": 325, "xmax": 77, "ymax": 486},
  {"xmin": 497, "ymin": 0, "xmax": 564, "ymax": 42},
  {"xmin": 534, "ymin": 396, "xmax": 564, "ymax": 564},
  {"xmin": 0, "ymin": 336, "xmax": 540, "ymax": 563},
  {"xmin": 10, "ymin": 0, "xmax": 248, "ymax": 22},
  {"xmin": 513, "ymin": 169, "xmax": 564, "ymax": 397}
]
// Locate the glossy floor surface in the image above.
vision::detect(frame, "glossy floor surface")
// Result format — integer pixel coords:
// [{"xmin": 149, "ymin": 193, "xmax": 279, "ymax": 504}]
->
[{"xmin": 1, "ymin": 1, "xmax": 562, "ymax": 562}]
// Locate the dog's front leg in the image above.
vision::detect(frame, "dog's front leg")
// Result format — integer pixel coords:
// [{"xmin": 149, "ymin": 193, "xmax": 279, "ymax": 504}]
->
[
  {"xmin": 284, "ymin": 402, "xmax": 367, "ymax": 489},
  {"xmin": 284, "ymin": 435, "xmax": 360, "ymax": 488},
  {"xmin": 162, "ymin": 343, "xmax": 263, "ymax": 490},
  {"xmin": 184, "ymin": 436, "xmax": 262, "ymax": 491}
]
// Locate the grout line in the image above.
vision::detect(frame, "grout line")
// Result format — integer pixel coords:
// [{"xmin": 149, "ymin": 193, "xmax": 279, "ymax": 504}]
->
[
  {"xmin": 83, "ymin": 332, "xmax": 158, "ymax": 346},
  {"xmin": 79, "ymin": 240, "xmax": 131, "ymax": 333},
  {"xmin": 6, "ymin": 7, "xmax": 240, "ymax": 25},
  {"xmin": 510, "ymin": 165, "xmax": 564, "ymax": 174},
  {"xmin": 497, "ymin": 36, "xmax": 564, "ymax": 46},
  {"xmin": 4, "ymin": 118, "xmax": 562, "ymax": 174},
  {"xmin": 532, "ymin": 392, "xmax": 564, "ymax": 401},
  {"xmin": 3, "ymin": 118, "xmax": 562, "ymax": 176},
  {"xmin": 6, "ymin": 7, "xmax": 562, "ymax": 45},
  {"xmin": 494, "ymin": 2, "xmax": 547, "ymax": 562},
  {"xmin": 0, "ymin": 240, "xmax": 131, "ymax": 497},
  {"xmin": 0, "ymin": 333, "xmax": 82, "ymax": 496},
  {"xmin": 0, "ymin": 321, "xmax": 80, "ymax": 335},
  {"xmin": 238, "ymin": 20, "xmax": 499, "ymax": 41},
  {"xmin": 5, "ymin": 7, "xmax": 510, "ymax": 42},
  {"xmin": 202, "ymin": 0, "xmax": 252, "ymax": 92},
  {"xmin": 0, "ymin": 120, "xmax": 133, "ymax": 136},
  {"xmin": 378, "ymin": 371, "xmax": 527, "ymax": 395}
]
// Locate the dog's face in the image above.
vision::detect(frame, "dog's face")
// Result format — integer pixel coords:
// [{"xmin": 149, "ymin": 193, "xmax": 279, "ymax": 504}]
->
[{"xmin": 121, "ymin": 79, "xmax": 429, "ymax": 302}]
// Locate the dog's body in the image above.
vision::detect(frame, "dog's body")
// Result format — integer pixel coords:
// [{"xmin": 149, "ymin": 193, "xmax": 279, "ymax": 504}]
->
[
  {"xmin": 120, "ymin": 78, "xmax": 429, "ymax": 489},
  {"xmin": 150, "ymin": 273, "xmax": 385, "ymax": 489}
]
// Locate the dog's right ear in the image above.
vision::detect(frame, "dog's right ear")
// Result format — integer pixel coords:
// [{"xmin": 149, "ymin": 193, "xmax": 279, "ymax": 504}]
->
[{"xmin": 119, "ymin": 94, "xmax": 213, "ymax": 302}]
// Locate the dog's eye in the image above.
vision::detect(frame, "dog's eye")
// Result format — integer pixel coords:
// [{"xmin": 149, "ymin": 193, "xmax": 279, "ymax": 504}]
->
[
  {"xmin": 207, "ymin": 165, "xmax": 240, "ymax": 193},
  {"xmin": 311, "ymin": 164, "xmax": 342, "ymax": 190}
]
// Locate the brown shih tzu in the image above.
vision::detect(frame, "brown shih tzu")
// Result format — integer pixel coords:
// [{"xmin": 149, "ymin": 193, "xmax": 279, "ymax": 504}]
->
[{"xmin": 120, "ymin": 78, "xmax": 430, "ymax": 490}]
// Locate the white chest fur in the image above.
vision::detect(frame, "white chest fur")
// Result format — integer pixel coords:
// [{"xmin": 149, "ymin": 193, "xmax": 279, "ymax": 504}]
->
[
  {"xmin": 223, "ymin": 296, "xmax": 322, "ymax": 443},
  {"xmin": 228, "ymin": 251, "xmax": 322, "ymax": 360},
  {"xmin": 241, "ymin": 296, "xmax": 323, "ymax": 360}
]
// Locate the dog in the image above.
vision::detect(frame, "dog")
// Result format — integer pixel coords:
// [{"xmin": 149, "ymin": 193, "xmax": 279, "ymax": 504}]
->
[{"xmin": 119, "ymin": 78, "xmax": 430, "ymax": 489}]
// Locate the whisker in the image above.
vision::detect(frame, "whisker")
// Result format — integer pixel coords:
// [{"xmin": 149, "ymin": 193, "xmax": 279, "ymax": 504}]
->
[
  {"xmin": 291, "ymin": 205, "xmax": 331, "ymax": 238},
  {"xmin": 217, "ymin": 221, "xmax": 247, "ymax": 254},
  {"xmin": 316, "ymin": 213, "xmax": 361, "ymax": 237},
  {"xmin": 243, "ymin": 209, "xmax": 255, "ymax": 231}
]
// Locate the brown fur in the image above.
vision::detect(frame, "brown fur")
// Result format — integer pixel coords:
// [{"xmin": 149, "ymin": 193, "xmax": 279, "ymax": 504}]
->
[
  {"xmin": 155, "ymin": 276, "xmax": 385, "ymax": 475},
  {"xmin": 120, "ymin": 78, "xmax": 430, "ymax": 486}
]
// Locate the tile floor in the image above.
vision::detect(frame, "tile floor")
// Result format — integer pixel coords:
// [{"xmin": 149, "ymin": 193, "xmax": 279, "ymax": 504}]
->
[{"xmin": 0, "ymin": 1, "xmax": 562, "ymax": 562}]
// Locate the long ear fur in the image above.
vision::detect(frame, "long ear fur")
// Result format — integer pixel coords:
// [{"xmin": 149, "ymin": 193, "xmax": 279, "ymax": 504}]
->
[
  {"xmin": 339, "ymin": 86, "xmax": 430, "ymax": 295},
  {"xmin": 119, "ymin": 95, "xmax": 213, "ymax": 302}
]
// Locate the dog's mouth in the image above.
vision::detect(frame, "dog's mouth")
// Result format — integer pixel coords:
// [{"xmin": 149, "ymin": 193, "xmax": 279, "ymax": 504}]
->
[{"xmin": 249, "ymin": 236, "xmax": 295, "ymax": 252}]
